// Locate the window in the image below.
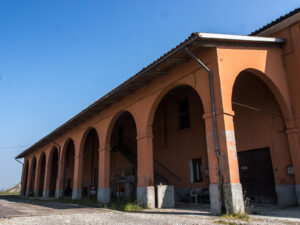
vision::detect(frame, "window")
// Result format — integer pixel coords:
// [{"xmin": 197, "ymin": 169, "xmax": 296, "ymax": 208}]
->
[
  {"xmin": 190, "ymin": 158, "xmax": 203, "ymax": 182},
  {"xmin": 178, "ymin": 99, "xmax": 190, "ymax": 129}
]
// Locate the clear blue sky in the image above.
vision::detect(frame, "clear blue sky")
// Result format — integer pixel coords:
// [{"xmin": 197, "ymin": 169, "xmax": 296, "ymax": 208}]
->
[{"xmin": 0, "ymin": 0, "xmax": 299, "ymax": 190}]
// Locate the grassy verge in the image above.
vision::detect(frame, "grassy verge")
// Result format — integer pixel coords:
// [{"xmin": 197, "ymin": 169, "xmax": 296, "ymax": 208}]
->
[
  {"xmin": 0, "ymin": 191, "xmax": 20, "ymax": 195},
  {"xmin": 1, "ymin": 195, "xmax": 144, "ymax": 212},
  {"xmin": 215, "ymin": 212, "xmax": 250, "ymax": 225},
  {"xmin": 220, "ymin": 213, "xmax": 250, "ymax": 221}
]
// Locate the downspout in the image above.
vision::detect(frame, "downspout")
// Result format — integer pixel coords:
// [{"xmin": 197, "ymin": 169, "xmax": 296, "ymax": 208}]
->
[
  {"xmin": 185, "ymin": 47, "xmax": 224, "ymax": 212},
  {"xmin": 15, "ymin": 158, "xmax": 24, "ymax": 165}
]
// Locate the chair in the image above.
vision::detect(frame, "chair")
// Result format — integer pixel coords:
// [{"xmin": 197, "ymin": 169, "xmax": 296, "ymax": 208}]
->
[{"xmin": 189, "ymin": 188, "xmax": 202, "ymax": 204}]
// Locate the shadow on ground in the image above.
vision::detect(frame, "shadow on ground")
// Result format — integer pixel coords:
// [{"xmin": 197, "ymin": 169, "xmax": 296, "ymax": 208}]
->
[{"xmin": 0, "ymin": 195, "xmax": 81, "ymax": 210}]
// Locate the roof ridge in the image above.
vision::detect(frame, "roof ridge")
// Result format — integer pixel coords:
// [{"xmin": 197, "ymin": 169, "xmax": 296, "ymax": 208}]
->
[{"xmin": 250, "ymin": 7, "xmax": 300, "ymax": 36}]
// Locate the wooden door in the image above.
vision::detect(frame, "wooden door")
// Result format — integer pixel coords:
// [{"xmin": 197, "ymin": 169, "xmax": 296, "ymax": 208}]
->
[{"xmin": 238, "ymin": 148, "xmax": 277, "ymax": 204}]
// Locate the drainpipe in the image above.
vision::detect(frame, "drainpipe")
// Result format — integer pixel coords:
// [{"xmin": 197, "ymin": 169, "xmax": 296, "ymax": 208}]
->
[
  {"xmin": 46, "ymin": 137, "xmax": 61, "ymax": 156},
  {"xmin": 185, "ymin": 47, "xmax": 220, "ymax": 156},
  {"xmin": 185, "ymin": 47, "xmax": 224, "ymax": 212},
  {"xmin": 15, "ymin": 158, "xmax": 24, "ymax": 165}
]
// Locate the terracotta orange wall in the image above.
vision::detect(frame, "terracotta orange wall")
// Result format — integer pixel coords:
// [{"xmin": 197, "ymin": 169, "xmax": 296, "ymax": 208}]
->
[
  {"xmin": 22, "ymin": 41, "xmax": 297, "ymax": 191},
  {"xmin": 233, "ymin": 71, "xmax": 293, "ymax": 185},
  {"xmin": 153, "ymin": 87, "xmax": 209, "ymax": 188},
  {"xmin": 272, "ymin": 21, "xmax": 300, "ymax": 153}
]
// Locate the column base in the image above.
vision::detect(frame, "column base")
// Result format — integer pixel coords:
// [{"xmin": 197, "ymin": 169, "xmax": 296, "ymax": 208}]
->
[
  {"xmin": 43, "ymin": 189, "xmax": 50, "ymax": 198},
  {"xmin": 20, "ymin": 190, "xmax": 26, "ymax": 197},
  {"xmin": 25, "ymin": 190, "xmax": 31, "ymax": 197},
  {"xmin": 275, "ymin": 185, "xmax": 297, "ymax": 206},
  {"xmin": 72, "ymin": 189, "xmax": 82, "ymax": 200},
  {"xmin": 223, "ymin": 183, "xmax": 245, "ymax": 214},
  {"xmin": 97, "ymin": 188, "xmax": 110, "ymax": 204},
  {"xmin": 55, "ymin": 189, "xmax": 64, "ymax": 199},
  {"xmin": 34, "ymin": 190, "xmax": 39, "ymax": 198},
  {"xmin": 137, "ymin": 186, "xmax": 155, "ymax": 208},
  {"xmin": 296, "ymin": 184, "xmax": 300, "ymax": 206},
  {"xmin": 157, "ymin": 185, "xmax": 175, "ymax": 208},
  {"xmin": 209, "ymin": 184, "xmax": 222, "ymax": 215}
]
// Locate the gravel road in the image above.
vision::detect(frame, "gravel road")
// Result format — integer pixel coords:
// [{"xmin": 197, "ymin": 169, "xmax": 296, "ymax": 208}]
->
[{"xmin": 0, "ymin": 196, "xmax": 300, "ymax": 225}]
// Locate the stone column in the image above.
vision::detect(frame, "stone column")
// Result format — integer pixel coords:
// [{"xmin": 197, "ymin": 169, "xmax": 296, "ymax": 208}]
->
[
  {"xmin": 203, "ymin": 112, "xmax": 222, "ymax": 215},
  {"xmin": 204, "ymin": 111, "xmax": 245, "ymax": 214},
  {"xmin": 55, "ymin": 160, "xmax": 65, "ymax": 199},
  {"xmin": 97, "ymin": 145, "xmax": 111, "ymax": 204},
  {"xmin": 72, "ymin": 154, "xmax": 83, "ymax": 200},
  {"xmin": 136, "ymin": 134, "xmax": 155, "ymax": 208},
  {"xmin": 20, "ymin": 162, "xmax": 28, "ymax": 197},
  {"xmin": 34, "ymin": 163, "xmax": 40, "ymax": 198},
  {"xmin": 26, "ymin": 162, "xmax": 32, "ymax": 197},
  {"xmin": 286, "ymin": 127, "xmax": 300, "ymax": 205},
  {"xmin": 43, "ymin": 164, "xmax": 51, "ymax": 198}
]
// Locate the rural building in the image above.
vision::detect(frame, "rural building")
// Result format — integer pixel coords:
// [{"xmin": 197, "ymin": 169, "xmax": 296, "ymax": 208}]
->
[{"xmin": 16, "ymin": 8, "xmax": 300, "ymax": 215}]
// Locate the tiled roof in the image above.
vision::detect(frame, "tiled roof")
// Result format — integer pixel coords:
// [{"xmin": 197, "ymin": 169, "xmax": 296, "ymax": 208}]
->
[{"xmin": 251, "ymin": 7, "xmax": 300, "ymax": 35}]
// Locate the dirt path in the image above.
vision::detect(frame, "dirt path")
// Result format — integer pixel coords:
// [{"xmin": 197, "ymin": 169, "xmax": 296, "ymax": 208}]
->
[{"xmin": 0, "ymin": 196, "xmax": 300, "ymax": 225}]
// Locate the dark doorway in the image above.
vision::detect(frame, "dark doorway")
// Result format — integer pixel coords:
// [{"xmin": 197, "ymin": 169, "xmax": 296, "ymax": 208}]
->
[
  {"xmin": 82, "ymin": 128, "xmax": 99, "ymax": 198},
  {"xmin": 110, "ymin": 112, "xmax": 137, "ymax": 201},
  {"xmin": 238, "ymin": 148, "xmax": 277, "ymax": 204}
]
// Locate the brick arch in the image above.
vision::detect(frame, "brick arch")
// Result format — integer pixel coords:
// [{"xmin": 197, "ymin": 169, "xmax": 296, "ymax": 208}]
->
[
  {"xmin": 104, "ymin": 110, "xmax": 138, "ymax": 148},
  {"xmin": 79, "ymin": 127, "xmax": 100, "ymax": 156},
  {"xmin": 28, "ymin": 156, "xmax": 37, "ymax": 195},
  {"xmin": 47, "ymin": 146, "xmax": 59, "ymax": 165},
  {"xmin": 145, "ymin": 83, "xmax": 207, "ymax": 136},
  {"xmin": 231, "ymin": 68, "xmax": 292, "ymax": 121},
  {"xmin": 61, "ymin": 138, "xmax": 74, "ymax": 162},
  {"xmin": 37, "ymin": 152, "xmax": 46, "ymax": 197}
]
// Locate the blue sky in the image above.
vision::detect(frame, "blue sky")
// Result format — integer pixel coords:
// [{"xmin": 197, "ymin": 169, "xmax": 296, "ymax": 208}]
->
[{"xmin": 0, "ymin": 0, "xmax": 299, "ymax": 190}]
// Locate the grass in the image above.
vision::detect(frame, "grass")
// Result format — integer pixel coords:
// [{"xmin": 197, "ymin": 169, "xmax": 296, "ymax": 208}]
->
[
  {"xmin": 0, "ymin": 191, "xmax": 20, "ymax": 195},
  {"xmin": 215, "ymin": 212, "xmax": 250, "ymax": 225},
  {"xmin": 0, "ymin": 195, "xmax": 144, "ymax": 212},
  {"xmin": 221, "ymin": 213, "xmax": 250, "ymax": 221}
]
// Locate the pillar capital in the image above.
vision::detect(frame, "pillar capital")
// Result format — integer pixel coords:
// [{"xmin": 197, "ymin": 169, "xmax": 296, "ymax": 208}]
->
[
  {"xmin": 286, "ymin": 127, "xmax": 298, "ymax": 134},
  {"xmin": 203, "ymin": 110, "xmax": 235, "ymax": 120},
  {"xmin": 98, "ymin": 146, "xmax": 111, "ymax": 153},
  {"xmin": 74, "ymin": 154, "xmax": 84, "ymax": 160},
  {"xmin": 136, "ymin": 134, "xmax": 154, "ymax": 141}
]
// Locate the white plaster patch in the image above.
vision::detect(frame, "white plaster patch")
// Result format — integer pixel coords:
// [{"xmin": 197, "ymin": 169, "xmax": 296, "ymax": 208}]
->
[{"xmin": 223, "ymin": 130, "xmax": 237, "ymax": 160}]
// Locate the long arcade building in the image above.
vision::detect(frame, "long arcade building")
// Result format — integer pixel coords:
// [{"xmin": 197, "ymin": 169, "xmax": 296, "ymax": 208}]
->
[{"xmin": 16, "ymin": 8, "xmax": 300, "ymax": 215}]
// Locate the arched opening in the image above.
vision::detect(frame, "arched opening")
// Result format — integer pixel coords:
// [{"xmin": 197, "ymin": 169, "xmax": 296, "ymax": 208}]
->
[
  {"xmin": 62, "ymin": 139, "xmax": 75, "ymax": 197},
  {"xmin": 38, "ymin": 153, "xmax": 46, "ymax": 197},
  {"xmin": 49, "ymin": 148, "xmax": 59, "ymax": 197},
  {"xmin": 28, "ymin": 157, "xmax": 36, "ymax": 196},
  {"xmin": 22, "ymin": 160, "xmax": 29, "ymax": 196},
  {"xmin": 152, "ymin": 85, "xmax": 209, "ymax": 205},
  {"xmin": 110, "ymin": 111, "xmax": 137, "ymax": 200},
  {"xmin": 81, "ymin": 128, "xmax": 99, "ymax": 198},
  {"xmin": 232, "ymin": 71, "xmax": 294, "ymax": 205}
]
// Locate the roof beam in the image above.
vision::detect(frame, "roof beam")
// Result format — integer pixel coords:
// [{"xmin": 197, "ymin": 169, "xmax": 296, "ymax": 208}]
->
[
  {"xmin": 167, "ymin": 57, "xmax": 189, "ymax": 63},
  {"xmin": 145, "ymin": 71, "xmax": 167, "ymax": 77}
]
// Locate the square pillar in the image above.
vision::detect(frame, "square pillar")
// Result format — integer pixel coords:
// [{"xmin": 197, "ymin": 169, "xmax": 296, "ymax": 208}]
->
[
  {"xmin": 43, "ymin": 165, "xmax": 51, "ymax": 198},
  {"xmin": 97, "ymin": 145, "xmax": 111, "ymax": 204},
  {"xmin": 136, "ymin": 134, "xmax": 155, "ymax": 208},
  {"xmin": 72, "ymin": 154, "xmax": 83, "ymax": 200},
  {"xmin": 20, "ymin": 163, "xmax": 27, "ymax": 197},
  {"xmin": 286, "ymin": 127, "xmax": 300, "ymax": 205},
  {"xmin": 204, "ymin": 111, "xmax": 245, "ymax": 214},
  {"xmin": 33, "ymin": 164, "xmax": 40, "ymax": 198},
  {"xmin": 55, "ymin": 160, "xmax": 65, "ymax": 199},
  {"xmin": 25, "ymin": 164, "xmax": 32, "ymax": 197}
]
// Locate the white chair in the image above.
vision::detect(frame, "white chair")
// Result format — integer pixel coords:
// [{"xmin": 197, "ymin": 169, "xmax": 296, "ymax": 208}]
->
[{"xmin": 189, "ymin": 188, "xmax": 202, "ymax": 204}]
